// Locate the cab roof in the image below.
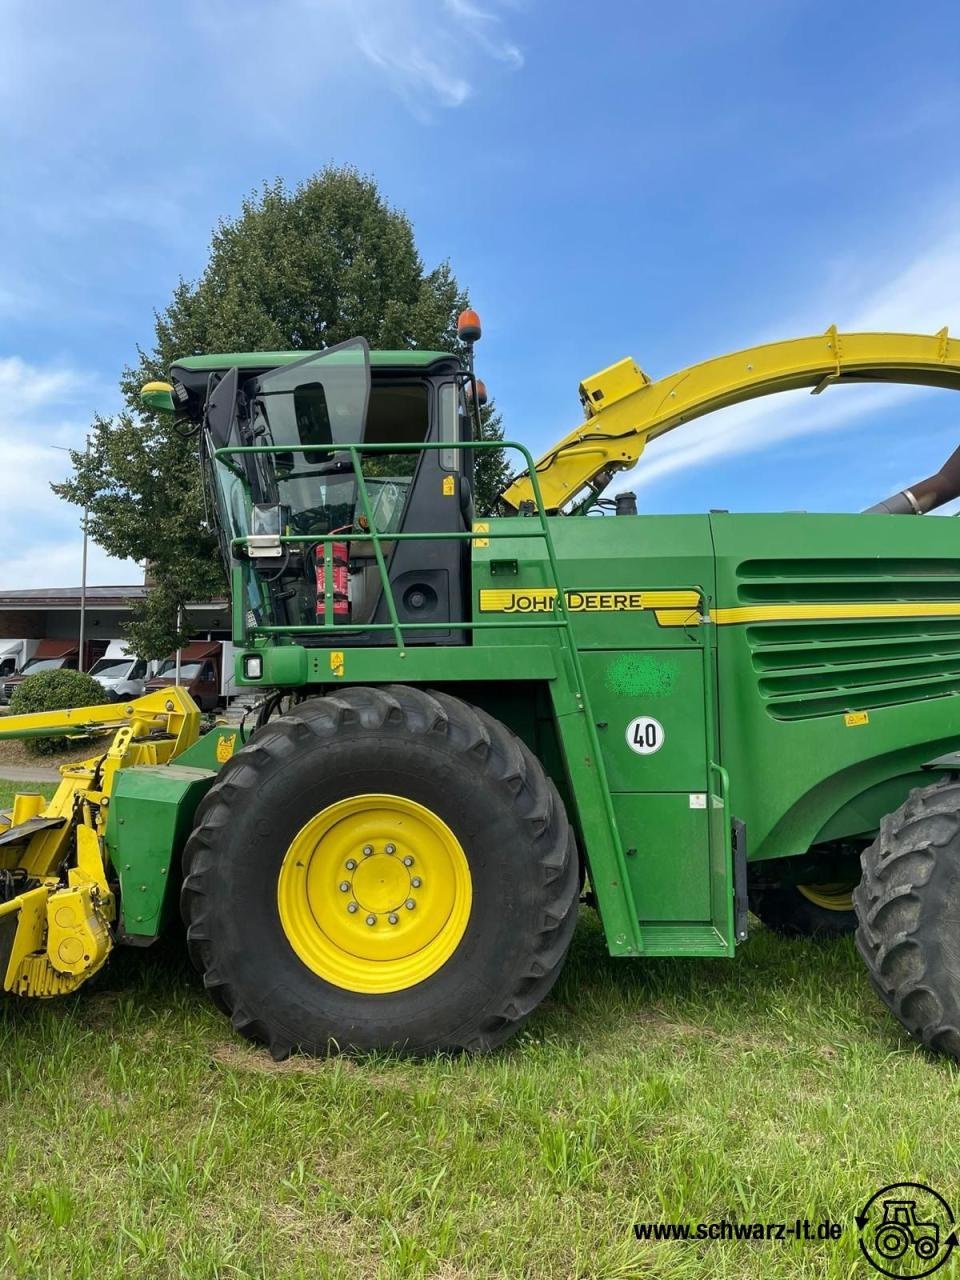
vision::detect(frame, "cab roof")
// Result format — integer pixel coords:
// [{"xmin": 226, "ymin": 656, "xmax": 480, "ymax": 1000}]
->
[
  {"xmin": 166, "ymin": 348, "xmax": 462, "ymax": 419},
  {"xmin": 172, "ymin": 349, "xmax": 458, "ymax": 374}
]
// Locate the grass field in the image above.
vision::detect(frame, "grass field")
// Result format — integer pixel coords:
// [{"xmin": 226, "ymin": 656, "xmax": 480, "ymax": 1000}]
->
[{"xmin": 2, "ymin": 781, "xmax": 959, "ymax": 1279}]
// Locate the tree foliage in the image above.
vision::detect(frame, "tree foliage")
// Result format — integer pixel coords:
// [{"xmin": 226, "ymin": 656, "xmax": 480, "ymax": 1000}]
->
[
  {"xmin": 472, "ymin": 404, "xmax": 513, "ymax": 517},
  {"xmin": 55, "ymin": 167, "xmax": 507, "ymax": 657},
  {"xmin": 9, "ymin": 669, "xmax": 109, "ymax": 756}
]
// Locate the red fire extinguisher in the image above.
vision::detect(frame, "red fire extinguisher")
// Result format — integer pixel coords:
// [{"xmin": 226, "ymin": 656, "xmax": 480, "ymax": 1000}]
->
[{"xmin": 316, "ymin": 537, "xmax": 350, "ymax": 621}]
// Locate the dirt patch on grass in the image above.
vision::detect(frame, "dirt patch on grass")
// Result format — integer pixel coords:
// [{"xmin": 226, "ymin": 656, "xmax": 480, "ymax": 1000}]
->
[{"xmin": 210, "ymin": 1041, "xmax": 333, "ymax": 1076}]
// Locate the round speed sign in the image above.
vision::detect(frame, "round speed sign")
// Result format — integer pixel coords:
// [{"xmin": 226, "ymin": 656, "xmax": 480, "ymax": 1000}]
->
[{"xmin": 625, "ymin": 715, "xmax": 664, "ymax": 755}]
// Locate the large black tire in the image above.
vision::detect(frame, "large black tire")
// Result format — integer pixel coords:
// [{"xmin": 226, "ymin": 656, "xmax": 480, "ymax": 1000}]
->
[
  {"xmin": 854, "ymin": 777, "xmax": 960, "ymax": 1060},
  {"xmin": 181, "ymin": 685, "xmax": 579, "ymax": 1058},
  {"xmin": 750, "ymin": 878, "xmax": 857, "ymax": 939}
]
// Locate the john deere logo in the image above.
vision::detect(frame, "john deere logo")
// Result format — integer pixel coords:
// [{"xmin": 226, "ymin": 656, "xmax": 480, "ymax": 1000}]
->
[
  {"xmin": 857, "ymin": 1183, "xmax": 956, "ymax": 1277},
  {"xmin": 215, "ymin": 733, "xmax": 237, "ymax": 764}
]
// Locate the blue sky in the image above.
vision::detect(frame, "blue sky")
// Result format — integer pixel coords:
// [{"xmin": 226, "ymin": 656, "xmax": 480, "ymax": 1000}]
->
[{"xmin": 3, "ymin": 0, "xmax": 960, "ymax": 586}]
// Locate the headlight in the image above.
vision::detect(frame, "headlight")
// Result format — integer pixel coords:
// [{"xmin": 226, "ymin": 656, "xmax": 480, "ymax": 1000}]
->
[{"xmin": 243, "ymin": 655, "xmax": 263, "ymax": 680}]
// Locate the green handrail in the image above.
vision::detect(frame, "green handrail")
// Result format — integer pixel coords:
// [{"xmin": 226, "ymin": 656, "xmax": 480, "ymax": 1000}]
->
[
  {"xmin": 215, "ymin": 434, "xmax": 642, "ymax": 953},
  {"xmin": 217, "ymin": 437, "xmax": 557, "ymax": 652}
]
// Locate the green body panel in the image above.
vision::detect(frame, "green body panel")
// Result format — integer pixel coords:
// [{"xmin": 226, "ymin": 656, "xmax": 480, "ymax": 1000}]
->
[
  {"xmin": 230, "ymin": 506, "xmax": 960, "ymax": 960},
  {"xmin": 105, "ymin": 765, "xmax": 217, "ymax": 940},
  {"xmin": 175, "ymin": 724, "xmax": 246, "ymax": 771},
  {"xmin": 710, "ymin": 512, "xmax": 960, "ymax": 859},
  {"xmin": 245, "ymin": 643, "xmax": 559, "ymax": 686}
]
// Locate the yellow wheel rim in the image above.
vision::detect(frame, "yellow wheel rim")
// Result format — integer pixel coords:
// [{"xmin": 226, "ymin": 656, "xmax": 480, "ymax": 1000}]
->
[
  {"xmin": 277, "ymin": 794, "xmax": 473, "ymax": 994},
  {"xmin": 796, "ymin": 881, "xmax": 855, "ymax": 912}
]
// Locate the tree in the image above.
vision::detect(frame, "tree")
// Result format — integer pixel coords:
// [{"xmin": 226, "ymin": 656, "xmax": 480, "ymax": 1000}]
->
[
  {"xmin": 55, "ymin": 167, "xmax": 508, "ymax": 657},
  {"xmin": 472, "ymin": 404, "xmax": 514, "ymax": 516}
]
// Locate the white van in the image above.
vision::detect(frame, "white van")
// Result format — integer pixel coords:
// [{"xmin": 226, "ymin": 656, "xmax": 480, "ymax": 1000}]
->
[
  {"xmin": 0, "ymin": 639, "xmax": 39, "ymax": 679},
  {"xmin": 88, "ymin": 642, "xmax": 150, "ymax": 701}
]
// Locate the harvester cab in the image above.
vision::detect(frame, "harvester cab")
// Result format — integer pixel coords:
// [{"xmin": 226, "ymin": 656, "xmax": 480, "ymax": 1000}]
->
[{"xmin": 160, "ymin": 323, "xmax": 484, "ymax": 649}]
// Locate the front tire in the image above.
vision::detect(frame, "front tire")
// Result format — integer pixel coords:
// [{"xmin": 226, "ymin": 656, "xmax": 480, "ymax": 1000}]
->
[
  {"xmin": 855, "ymin": 777, "xmax": 960, "ymax": 1060},
  {"xmin": 181, "ymin": 685, "xmax": 579, "ymax": 1058}
]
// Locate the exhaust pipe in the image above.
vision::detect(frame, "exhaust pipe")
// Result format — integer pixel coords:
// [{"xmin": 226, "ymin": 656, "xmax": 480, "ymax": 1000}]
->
[{"xmin": 864, "ymin": 443, "xmax": 960, "ymax": 515}]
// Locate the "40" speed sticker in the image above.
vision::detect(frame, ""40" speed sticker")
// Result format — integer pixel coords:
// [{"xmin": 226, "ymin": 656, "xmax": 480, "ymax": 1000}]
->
[{"xmin": 625, "ymin": 716, "xmax": 664, "ymax": 755}]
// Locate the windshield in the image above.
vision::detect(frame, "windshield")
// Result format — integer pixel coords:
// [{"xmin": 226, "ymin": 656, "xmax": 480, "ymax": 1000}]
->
[
  {"xmin": 225, "ymin": 340, "xmax": 371, "ymax": 536},
  {"xmin": 20, "ymin": 657, "xmax": 70, "ymax": 674},
  {"xmin": 89, "ymin": 658, "xmax": 131, "ymax": 677},
  {"xmin": 156, "ymin": 660, "xmax": 204, "ymax": 679}
]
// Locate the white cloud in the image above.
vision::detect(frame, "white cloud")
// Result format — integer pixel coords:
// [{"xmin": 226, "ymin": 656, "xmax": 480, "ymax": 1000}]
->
[
  {"xmin": 619, "ymin": 227, "xmax": 960, "ymax": 495},
  {"xmin": 334, "ymin": 0, "xmax": 524, "ymax": 115},
  {"xmin": 356, "ymin": 29, "xmax": 472, "ymax": 111},
  {"xmin": 850, "ymin": 231, "xmax": 960, "ymax": 333},
  {"xmin": 0, "ymin": 355, "xmax": 140, "ymax": 589},
  {"xmin": 1, "ymin": 542, "xmax": 135, "ymax": 592},
  {"xmin": 442, "ymin": 0, "xmax": 524, "ymax": 68}
]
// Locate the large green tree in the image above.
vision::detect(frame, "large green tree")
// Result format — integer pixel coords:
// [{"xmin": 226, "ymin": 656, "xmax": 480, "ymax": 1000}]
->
[{"xmin": 56, "ymin": 167, "xmax": 508, "ymax": 657}]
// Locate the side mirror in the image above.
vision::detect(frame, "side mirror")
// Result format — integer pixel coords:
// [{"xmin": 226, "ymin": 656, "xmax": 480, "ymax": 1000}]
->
[{"xmin": 205, "ymin": 368, "xmax": 239, "ymax": 450}]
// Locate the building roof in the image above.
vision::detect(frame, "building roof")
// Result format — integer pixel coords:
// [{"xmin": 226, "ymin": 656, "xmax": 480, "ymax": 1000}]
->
[{"xmin": 0, "ymin": 586, "xmax": 226, "ymax": 611}]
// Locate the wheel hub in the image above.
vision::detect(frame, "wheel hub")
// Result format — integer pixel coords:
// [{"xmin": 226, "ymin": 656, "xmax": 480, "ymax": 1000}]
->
[
  {"xmin": 350, "ymin": 852, "xmax": 411, "ymax": 916},
  {"xmin": 277, "ymin": 793, "xmax": 472, "ymax": 994}
]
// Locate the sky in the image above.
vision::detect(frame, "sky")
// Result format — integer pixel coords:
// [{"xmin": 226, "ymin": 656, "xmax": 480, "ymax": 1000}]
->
[{"xmin": 3, "ymin": 0, "xmax": 960, "ymax": 587}]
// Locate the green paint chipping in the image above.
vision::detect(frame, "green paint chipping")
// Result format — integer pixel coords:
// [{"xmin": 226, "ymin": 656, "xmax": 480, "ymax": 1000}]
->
[{"xmin": 605, "ymin": 652, "xmax": 678, "ymax": 697}]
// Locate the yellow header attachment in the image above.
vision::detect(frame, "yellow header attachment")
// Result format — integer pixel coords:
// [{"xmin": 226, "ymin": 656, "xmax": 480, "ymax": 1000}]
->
[
  {"xmin": 501, "ymin": 327, "xmax": 960, "ymax": 513},
  {"xmin": 0, "ymin": 687, "xmax": 201, "ymax": 999}
]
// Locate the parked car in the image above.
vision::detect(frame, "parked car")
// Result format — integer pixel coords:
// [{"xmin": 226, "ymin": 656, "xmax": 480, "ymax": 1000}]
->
[
  {"xmin": 88, "ymin": 642, "xmax": 151, "ymax": 701},
  {"xmin": 145, "ymin": 641, "xmax": 236, "ymax": 712}
]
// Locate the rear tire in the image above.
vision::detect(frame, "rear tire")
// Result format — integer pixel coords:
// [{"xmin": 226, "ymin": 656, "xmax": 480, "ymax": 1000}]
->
[
  {"xmin": 854, "ymin": 777, "xmax": 960, "ymax": 1060},
  {"xmin": 181, "ymin": 685, "xmax": 579, "ymax": 1057},
  {"xmin": 750, "ymin": 878, "xmax": 856, "ymax": 939}
]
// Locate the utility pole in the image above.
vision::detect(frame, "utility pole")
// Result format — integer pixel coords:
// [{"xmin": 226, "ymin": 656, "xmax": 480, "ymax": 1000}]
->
[
  {"xmin": 51, "ymin": 437, "xmax": 91, "ymax": 670},
  {"xmin": 175, "ymin": 604, "xmax": 184, "ymax": 684},
  {"xmin": 78, "ymin": 441, "xmax": 90, "ymax": 671}
]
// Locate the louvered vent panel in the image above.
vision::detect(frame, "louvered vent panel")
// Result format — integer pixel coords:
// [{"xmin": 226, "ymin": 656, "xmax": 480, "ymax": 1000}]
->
[{"xmin": 737, "ymin": 558, "xmax": 960, "ymax": 720}]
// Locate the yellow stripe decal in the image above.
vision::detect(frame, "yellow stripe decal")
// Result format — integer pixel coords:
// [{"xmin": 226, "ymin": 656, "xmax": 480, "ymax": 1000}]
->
[
  {"xmin": 478, "ymin": 588, "xmax": 700, "ymax": 614},
  {"xmin": 479, "ymin": 593, "xmax": 960, "ymax": 626},
  {"xmin": 709, "ymin": 602, "xmax": 960, "ymax": 625}
]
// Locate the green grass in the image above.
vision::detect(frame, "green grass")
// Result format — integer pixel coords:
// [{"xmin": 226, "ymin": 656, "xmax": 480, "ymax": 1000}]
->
[{"xmin": 1, "ymin": 781, "xmax": 958, "ymax": 1278}]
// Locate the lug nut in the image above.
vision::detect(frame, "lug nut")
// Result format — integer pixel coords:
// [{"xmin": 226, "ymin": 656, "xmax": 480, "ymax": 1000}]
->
[
  {"xmin": 362, "ymin": 845, "xmax": 373, "ymax": 857},
  {"xmin": 385, "ymin": 843, "xmax": 396, "ymax": 855},
  {"xmin": 402, "ymin": 856, "xmax": 413, "ymax": 867},
  {"xmin": 339, "ymin": 881, "xmax": 350, "ymax": 893},
  {"xmin": 405, "ymin": 899, "xmax": 416, "ymax": 910},
  {"xmin": 410, "ymin": 877, "xmax": 422, "ymax": 888},
  {"xmin": 365, "ymin": 915, "xmax": 377, "ymax": 926},
  {"xmin": 388, "ymin": 914, "xmax": 399, "ymax": 925},
  {"xmin": 347, "ymin": 902, "xmax": 358, "ymax": 914},
  {"xmin": 345, "ymin": 859, "xmax": 357, "ymax": 871}
]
